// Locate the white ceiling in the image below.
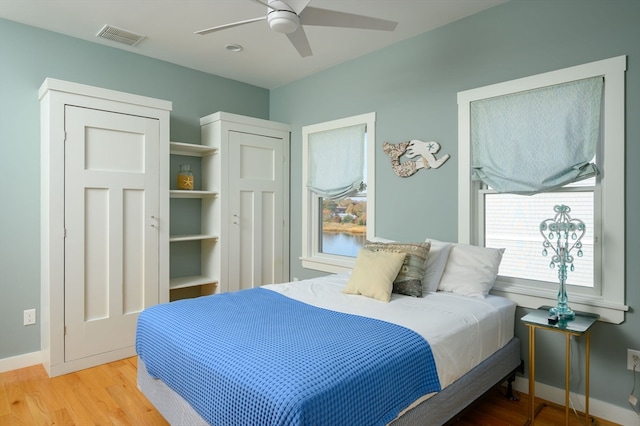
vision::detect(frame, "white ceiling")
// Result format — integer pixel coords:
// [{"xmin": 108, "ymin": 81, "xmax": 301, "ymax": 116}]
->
[{"xmin": 0, "ymin": 0, "xmax": 507, "ymax": 89}]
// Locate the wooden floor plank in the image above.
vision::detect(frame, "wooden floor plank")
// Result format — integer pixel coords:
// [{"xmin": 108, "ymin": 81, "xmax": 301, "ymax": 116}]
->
[
  {"xmin": 49, "ymin": 407, "xmax": 75, "ymax": 426},
  {"xmin": 0, "ymin": 380, "xmax": 11, "ymax": 417},
  {"xmin": 0, "ymin": 357, "xmax": 621, "ymax": 426},
  {"xmin": 24, "ymin": 390, "xmax": 55, "ymax": 425},
  {"xmin": 3, "ymin": 371, "xmax": 36, "ymax": 426},
  {"xmin": 75, "ymin": 364, "xmax": 123, "ymax": 417},
  {"xmin": 53, "ymin": 372, "xmax": 105, "ymax": 426}
]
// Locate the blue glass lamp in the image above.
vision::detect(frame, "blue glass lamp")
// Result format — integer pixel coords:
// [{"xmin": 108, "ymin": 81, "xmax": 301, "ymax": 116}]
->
[{"xmin": 540, "ymin": 205, "xmax": 586, "ymax": 320}]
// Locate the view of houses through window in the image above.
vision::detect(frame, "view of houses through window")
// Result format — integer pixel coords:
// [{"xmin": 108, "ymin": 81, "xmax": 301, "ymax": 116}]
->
[{"xmin": 320, "ymin": 195, "xmax": 367, "ymax": 257}]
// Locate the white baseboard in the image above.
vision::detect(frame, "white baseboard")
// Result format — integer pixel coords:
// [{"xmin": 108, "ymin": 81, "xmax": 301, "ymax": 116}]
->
[
  {"xmin": 0, "ymin": 351, "xmax": 42, "ymax": 373},
  {"xmin": 513, "ymin": 377, "xmax": 640, "ymax": 426}
]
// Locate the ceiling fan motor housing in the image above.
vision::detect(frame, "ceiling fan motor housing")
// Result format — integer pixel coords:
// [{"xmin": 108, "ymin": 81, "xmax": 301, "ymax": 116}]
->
[{"xmin": 267, "ymin": 10, "xmax": 300, "ymax": 34}]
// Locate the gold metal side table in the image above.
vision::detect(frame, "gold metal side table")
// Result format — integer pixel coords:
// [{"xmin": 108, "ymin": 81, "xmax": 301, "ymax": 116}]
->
[{"xmin": 521, "ymin": 307, "xmax": 599, "ymax": 426}]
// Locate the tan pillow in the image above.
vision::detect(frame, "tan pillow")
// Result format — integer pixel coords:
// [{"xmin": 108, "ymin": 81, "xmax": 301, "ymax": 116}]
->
[{"xmin": 343, "ymin": 249, "xmax": 407, "ymax": 302}]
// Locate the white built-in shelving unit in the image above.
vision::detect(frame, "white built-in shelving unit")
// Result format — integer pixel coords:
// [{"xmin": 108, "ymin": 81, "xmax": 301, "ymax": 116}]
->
[{"xmin": 169, "ymin": 141, "xmax": 219, "ymax": 299}]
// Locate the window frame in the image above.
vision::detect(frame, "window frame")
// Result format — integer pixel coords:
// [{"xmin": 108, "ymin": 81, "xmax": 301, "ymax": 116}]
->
[
  {"xmin": 457, "ymin": 56, "xmax": 627, "ymax": 323},
  {"xmin": 301, "ymin": 112, "xmax": 376, "ymax": 273}
]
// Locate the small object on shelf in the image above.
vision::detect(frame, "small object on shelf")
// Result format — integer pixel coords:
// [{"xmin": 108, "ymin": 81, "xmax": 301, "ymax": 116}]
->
[
  {"xmin": 177, "ymin": 164, "xmax": 194, "ymax": 190},
  {"xmin": 548, "ymin": 314, "xmax": 558, "ymax": 325}
]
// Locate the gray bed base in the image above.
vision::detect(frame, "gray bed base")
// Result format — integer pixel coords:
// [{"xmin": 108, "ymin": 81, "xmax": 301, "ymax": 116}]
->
[
  {"xmin": 391, "ymin": 336, "xmax": 522, "ymax": 425},
  {"xmin": 138, "ymin": 336, "xmax": 521, "ymax": 426}
]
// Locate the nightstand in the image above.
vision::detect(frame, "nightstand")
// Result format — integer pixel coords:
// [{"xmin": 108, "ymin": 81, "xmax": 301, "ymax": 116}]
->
[{"xmin": 521, "ymin": 307, "xmax": 599, "ymax": 426}]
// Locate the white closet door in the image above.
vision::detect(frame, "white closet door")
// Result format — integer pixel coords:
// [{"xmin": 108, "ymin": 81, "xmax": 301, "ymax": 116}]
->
[
  {"xmin": 228, "ymin": 130, "xmax": 285, "ymax": 290},
  {"xmin": 64, "ymin": 105, "xmax": 159, "ymax": 362}
]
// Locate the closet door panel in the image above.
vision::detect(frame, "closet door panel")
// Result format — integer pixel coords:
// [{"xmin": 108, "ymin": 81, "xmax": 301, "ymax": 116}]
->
[
  {"xmin": 64, "ymin": 105, "xmax": 159, "ymax": 362},
  {"xmin": 228, "ymin": 130, "xmax": 284, "ymax": 291}
]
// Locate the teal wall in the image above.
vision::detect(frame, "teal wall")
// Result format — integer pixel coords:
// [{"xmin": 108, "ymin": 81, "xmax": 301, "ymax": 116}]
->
[
  {"xmin": 0, "ymin": 19, "xmax": 269, "ymax": 358},
  {"xmin": 271, "ymin": 0, "xmax": 640, "ymax": 413}
]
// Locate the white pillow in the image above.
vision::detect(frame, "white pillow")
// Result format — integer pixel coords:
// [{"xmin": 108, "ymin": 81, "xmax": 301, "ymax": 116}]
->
[
  {"xmin": 423, "ymin": 239, "xmax": 453, "ymax": 293},
  {"xmin": 437, "ymin": 243, "xmax": 504, "ymax": 298},
  {"xmin": 343, "ymin": 249, "xmax": 406, "ymax": 302}
]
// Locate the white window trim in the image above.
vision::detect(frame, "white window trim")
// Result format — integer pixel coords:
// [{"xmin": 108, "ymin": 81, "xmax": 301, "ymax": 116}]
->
[
  {"xmin": 457, "ymin": 56, "xmax": 627, "ymax": 323},
  {"xmin": 301, "ymin": 112, "xmax": 376, "ymax": 273}
]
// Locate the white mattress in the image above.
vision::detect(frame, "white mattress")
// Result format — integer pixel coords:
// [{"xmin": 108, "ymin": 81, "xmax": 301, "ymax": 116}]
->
[{"xmin": 263, "ymin": 273, "xmax": 515, "ymax": 389}]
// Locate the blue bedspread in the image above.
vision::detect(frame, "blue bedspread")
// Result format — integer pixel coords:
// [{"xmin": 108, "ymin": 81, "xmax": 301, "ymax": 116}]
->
[{"xmin": 136, "ymin": 288, "xmax": 441, "ymax": 426}]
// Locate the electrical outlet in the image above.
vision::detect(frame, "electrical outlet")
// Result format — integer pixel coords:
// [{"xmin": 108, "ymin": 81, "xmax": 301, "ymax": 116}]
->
[
  {"xmin": 23, "ymin": 309, "xmax": 36, "ymax": 326},
  {"xmin": 627, "ymin": 349, "xmax": 640, "ymax": 371}
]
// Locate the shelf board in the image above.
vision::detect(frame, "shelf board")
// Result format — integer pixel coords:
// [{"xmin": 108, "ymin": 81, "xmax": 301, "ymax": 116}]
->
[
  {"xmin": 170, "ymin": 141, "xmax": 217, "ymax": 157},
  {"xmin": 170, "ymin": 234, "xmax": 218, "ymax": 242},
  {"xmin": 170, "ymin": 190, "xmax": 217, "ymax": 198},
  {"xmin": 170, "ymin": 275, "xmax": 218, "ymax": 290}
]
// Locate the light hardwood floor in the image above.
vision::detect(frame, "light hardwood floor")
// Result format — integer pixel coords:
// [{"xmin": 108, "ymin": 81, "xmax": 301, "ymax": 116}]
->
[
  {"xmin": 0, "ymin": 357, "xmax": 620, "ymax": 425},
  {"xmin": 0, "ymin": 357, "xmax": 167, "ymax": 426}
]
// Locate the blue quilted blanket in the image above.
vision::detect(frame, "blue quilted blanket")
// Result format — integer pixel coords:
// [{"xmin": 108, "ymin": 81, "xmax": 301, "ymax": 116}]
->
[{"xmin": 136, "ymin": 288, "xmax": 440, "ymax": 426}]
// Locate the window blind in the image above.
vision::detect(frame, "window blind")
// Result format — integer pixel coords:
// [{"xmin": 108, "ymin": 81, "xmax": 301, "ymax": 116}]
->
[
  {"xmin": 471, "ymin": 76, "xmax": 603, "ymax": 194},
  {"xmin": 307, "ymin": 123, "xmax": 366, "ymax": 200}
]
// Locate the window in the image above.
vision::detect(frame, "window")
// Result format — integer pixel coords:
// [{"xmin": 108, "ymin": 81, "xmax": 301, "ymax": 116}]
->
[
  {"xmin": 484, "ymin": 181, "xmax": 595, "ymax": 290},
  {"xmin": 301, "ymin": 113, "xmax": 376, "ymax": 273},
  {"xmin": 458, "ymin": 56, "xmax": 627, "ymax": 323}
]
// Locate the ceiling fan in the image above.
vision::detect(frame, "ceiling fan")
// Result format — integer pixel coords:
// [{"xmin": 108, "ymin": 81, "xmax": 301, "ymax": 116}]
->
[{"xmin": 195, "ymin": 0, "xmax": 398, "ymax": 57}]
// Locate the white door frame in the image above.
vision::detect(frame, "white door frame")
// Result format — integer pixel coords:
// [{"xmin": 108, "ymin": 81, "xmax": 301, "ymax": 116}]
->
[{"xmin": 39, "ymin": 78, "xmax": 171, "ymax": 377}]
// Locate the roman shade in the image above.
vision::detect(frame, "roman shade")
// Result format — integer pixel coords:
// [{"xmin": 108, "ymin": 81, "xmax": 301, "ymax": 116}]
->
[
  {"xmin": 470, "ymin": 76, "xmax": 603, "ymax": 194},
  {"xmin": 307, "ymin": 123, "xmax": 366, "ymax": 200}
]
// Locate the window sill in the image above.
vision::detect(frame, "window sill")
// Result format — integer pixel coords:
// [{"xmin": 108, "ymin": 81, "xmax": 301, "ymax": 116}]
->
[
  {"xmin": 491, "ymin": 281, "xmax": 628, "ymax": 324},
  {"xmin": 300, "ymin": 256, "xmax": 354, "ymax": 275}
]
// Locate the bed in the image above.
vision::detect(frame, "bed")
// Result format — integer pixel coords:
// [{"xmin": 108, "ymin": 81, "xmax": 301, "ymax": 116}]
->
[{"xmin": 137, "ymin": 240, "xmax": 522, "ymax": 425}]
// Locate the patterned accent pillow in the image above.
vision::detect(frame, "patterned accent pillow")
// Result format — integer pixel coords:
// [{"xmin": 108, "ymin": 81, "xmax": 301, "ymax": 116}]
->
[{"xmin": 364, "ymin": 241, "xmax": 431, "ymax": 297}]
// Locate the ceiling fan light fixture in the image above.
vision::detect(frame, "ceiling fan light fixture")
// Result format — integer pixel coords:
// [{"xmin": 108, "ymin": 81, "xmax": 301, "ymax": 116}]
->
[{"xmin": 267, "ymin": 10, "xmax": 300, "ymax": 34}]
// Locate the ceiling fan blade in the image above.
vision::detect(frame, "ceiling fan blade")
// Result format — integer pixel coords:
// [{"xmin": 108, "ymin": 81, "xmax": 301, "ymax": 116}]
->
[
  {"xmin": 286, "ymin": 26, "xmax": 312, "ymax": 57},
  {"xmin": 195, "ymin": 16, "xmax": 266, "ymax": 35},
  {"xmin": 250, "ymin": 0, "xmax": 275, "ymax": 9},
  {"xmin": 300, "ymin": 6, "xmax": 397, "ymax": 31}
]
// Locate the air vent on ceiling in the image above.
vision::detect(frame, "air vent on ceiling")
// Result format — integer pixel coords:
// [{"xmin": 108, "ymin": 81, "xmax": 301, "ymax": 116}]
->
[{"xmin": 96, "ymin": 25, "xmax": 146, "ymax": 46}]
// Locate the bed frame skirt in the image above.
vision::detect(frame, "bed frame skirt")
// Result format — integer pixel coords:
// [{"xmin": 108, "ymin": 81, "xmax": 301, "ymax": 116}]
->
[{"xmin": 137, "ymin": 336, "xmax": 521, "ymax": 426}]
